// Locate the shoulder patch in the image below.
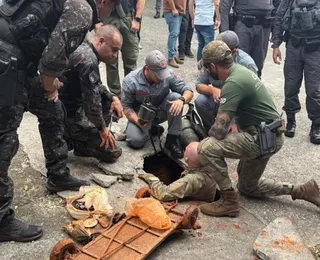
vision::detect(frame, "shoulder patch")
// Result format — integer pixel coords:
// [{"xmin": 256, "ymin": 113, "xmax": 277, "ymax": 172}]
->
[{"xmin": 89, "ymin": 70, "xmax": 99, "ymax": 84}]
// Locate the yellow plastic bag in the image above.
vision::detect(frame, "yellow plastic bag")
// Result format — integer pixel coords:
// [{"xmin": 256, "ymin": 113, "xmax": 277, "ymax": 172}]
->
[
  {"xmin": 125, "ymin": 198, "xmax": 172, "ymax": 230},
  {"xmin": 66, "ymin": 186, "xmax": 113, "ymax": 220}
]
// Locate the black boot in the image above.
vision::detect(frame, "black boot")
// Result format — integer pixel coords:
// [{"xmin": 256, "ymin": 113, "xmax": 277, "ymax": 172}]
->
[
  {"xmin": 310, "ymin": 124, "xmax": 320, "ymax": 144},
  {"xmin": 285, "ymin": 120, "xmax": 296, "ymax": 138},
  {"xmin": 154, "ymin": 12, "xmax": 160, "ymax": 19},
  {"xmin": 150, "ymin": 125, "xmax": 165, "ymax": 136},
  {"xmin": 185, "ymin": 50, "xmax": 194, "ymax": 58},
  {"xmin": 46, "ymin": 174, "xmax": 90, "ymax": 193},
  {"xmin": 0, "ymin": 210, "xmax": 42, "ymax": 242},
  {"xmin": 164, "ymin": 134, "xmax": 184, "ymax": 159}
]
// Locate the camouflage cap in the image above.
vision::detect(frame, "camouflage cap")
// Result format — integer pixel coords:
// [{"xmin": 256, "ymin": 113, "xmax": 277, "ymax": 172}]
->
[{"xmin": 202, "ymin": 40, "xmax": 232, "ymax": 64}]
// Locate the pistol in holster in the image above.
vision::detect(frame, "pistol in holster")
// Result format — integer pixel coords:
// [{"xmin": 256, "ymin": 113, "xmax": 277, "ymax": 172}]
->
[{"xmin": 256, "ymin": 119, "xmax": 284, "ymax": 156}]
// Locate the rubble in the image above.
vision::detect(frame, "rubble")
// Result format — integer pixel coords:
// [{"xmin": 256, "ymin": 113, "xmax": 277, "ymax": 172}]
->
[
  {"xmin": 91, "ymin": 174, "xmax": 117, "ymax": 188},
  {"xmin": 253, "ymin": 217, "xmax": 315, "ymax": 260}
]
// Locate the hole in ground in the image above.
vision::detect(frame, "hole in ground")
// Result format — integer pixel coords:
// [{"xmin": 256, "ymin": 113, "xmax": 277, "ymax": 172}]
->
[{"xmin": 143, "ymin": 152, "xmax": 184, "ymax": 185}]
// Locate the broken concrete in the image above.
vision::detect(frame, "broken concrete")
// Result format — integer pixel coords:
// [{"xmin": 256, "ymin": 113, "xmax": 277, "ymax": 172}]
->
[
  {"xmin": 91, "ymin": 174, "xmax": 117, "ymax": 188},
  {"xmin": 98, "ymin": 125, "xmax": 164, "ymax": 181},
  {"xmin": 310, "ymin": 244, "xmax": 320, "ymax": 260},
  {"xmin": 253, "ymin": 217, "xmax": 315, "ymax": 260}
]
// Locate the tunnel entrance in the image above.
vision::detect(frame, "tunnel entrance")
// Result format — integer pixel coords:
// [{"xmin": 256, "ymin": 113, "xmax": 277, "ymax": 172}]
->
[{"xmin": 143, "ymin": 152, "xmax": 184, "ymax": 185}]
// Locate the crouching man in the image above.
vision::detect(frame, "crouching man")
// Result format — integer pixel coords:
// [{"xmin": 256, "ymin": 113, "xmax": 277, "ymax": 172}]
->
[
  {"xmin": 60, "ymin": 25, "xmax": 124, "ymax": 163},
  {"xmin": 195, "ymin": 30, "xmax": 258, "ymax": 132},
  {"xmin": 195, "ymin": 40, "xmax": 320, "ymax": 217},
  {"xmin": 138, "ymin": 142, "xmax": 217, "ymax": 202},
  {"xmin": 121, "ymin": 50, "xmax": 194, "ymax": 158}
]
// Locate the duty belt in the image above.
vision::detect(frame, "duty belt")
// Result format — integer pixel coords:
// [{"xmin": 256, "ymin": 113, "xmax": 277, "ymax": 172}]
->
[
  {"xmin": 289, "ymin": 34, "xmax": 320, "ymax": 52},
  {"xmin": 236, "ymin": 15, "xmax": 274, "ymax": 28}
]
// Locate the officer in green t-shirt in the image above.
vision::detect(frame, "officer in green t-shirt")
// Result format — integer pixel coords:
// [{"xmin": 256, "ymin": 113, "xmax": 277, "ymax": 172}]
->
[{"xmin": 194, "ymin": 40, "xmax": 320, "ymax": 218}]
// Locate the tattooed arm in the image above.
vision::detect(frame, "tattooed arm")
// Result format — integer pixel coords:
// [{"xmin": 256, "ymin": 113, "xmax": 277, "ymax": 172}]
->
[
  {"xmin": 124, "ymin": 108, "xmax": 139, "ymax": 123},
  {"xmin": 208, "ymin": 111, "xmax": 234, "ymax": 140}
]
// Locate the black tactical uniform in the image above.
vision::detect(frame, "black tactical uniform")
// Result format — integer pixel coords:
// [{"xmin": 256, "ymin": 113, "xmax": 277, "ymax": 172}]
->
[
  {"xmin": 0, "ymin": 0, "xmax": 99, "ymax": 242},
  {"xmin": 220, "ymin": 0, "xmax": 281, "ymax": 77},
  {"xmin": 272, "ymin": 0, "xmax": 320, "ymax": 144},
  {"xmin": 60, "ymin": 41, "xmax": 122, "ymax": 162}
]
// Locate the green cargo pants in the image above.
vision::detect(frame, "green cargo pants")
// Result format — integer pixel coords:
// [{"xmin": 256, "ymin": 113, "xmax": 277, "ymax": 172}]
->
[
  {"xmin": 103, "ymin": 11, "xmax": 139, "ymax": 96},
  {"xmin": 149, "ymin": 168, "xmax": 217, "ymax": 202},
  {"xmin": 198, "ymin": 131, "xmax": 293, "ymax": 198}
]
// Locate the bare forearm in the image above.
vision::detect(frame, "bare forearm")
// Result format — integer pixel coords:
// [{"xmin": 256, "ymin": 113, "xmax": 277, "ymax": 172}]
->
[
  {"xmin": 182, "ymin": 90, "xmax": 194, "ymax": 103},
  {"xmin": 214, "ymin": 0, "xmax": 221, "ymax": 22},
  {"xmin": 196, "ymin": 84, "xmax": 214, "ymax": 95},
  {"xmin": 135, "ymin": 0, "xmax": 145, "ymax": 17},
  {"xmin": 189, "ymin": 0, "xmax": 195, "ymax": 20}
]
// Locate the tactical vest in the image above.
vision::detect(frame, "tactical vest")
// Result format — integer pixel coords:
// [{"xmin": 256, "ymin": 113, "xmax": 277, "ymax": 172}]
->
[
  {"xmin": 0, "ymin": 0, "xmax": 99, "ymax": 67},
  {"xmin": 288, "ymin": 0, "xmax": 320, "ymax": 36},
  {"xmin": 234, "ymin": 0, "xmax": 274, "ymax": 16}
]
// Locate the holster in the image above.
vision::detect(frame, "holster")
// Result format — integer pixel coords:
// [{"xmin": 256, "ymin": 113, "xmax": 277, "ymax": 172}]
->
[
  {"xmin": 256, "ymin": 119, "xmax": 283, "ymax": 156},
  {"xmin": 304, "ymin": 38, "xmax": 320, "ymax": 53},
  {"xmin": 0, "ymin": 39, "xmax": 26, "ymax": 106},
  {"xmin": 289, "ymin": 35, "xmax": 320, "ymax": 52}
]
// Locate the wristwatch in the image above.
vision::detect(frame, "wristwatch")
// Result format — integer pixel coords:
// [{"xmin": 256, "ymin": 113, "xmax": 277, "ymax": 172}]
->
[
  {"xmin": 179, "ymin": 96, "xmax": 186, "ymax": 104},
  {"xmin": 134, "ymin": 16, "xmax": 142, "ymax": 23}
]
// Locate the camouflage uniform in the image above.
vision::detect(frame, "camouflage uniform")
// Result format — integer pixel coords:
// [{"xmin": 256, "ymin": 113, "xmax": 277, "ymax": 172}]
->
[
  {"xmin": 0, "ymin": 0, "xmax": 93, "ymax": 222},
  {"xmin": 60, "ymin": 41, "xmax": 122, "ymax": 163},
  {"xmin": 139, "ymin": 168, "xmax": 217, "ymax": 202}
]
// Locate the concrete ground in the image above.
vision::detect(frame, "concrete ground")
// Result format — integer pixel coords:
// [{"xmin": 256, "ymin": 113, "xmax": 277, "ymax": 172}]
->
[{"xmin": 1, "ymin": 1, "xmax": 319, "ymax": 259}]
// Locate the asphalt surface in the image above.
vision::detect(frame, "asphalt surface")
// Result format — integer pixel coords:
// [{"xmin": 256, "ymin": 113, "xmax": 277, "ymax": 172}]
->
[{"xmin": 0, "ymin": 1, "xmax": 319, "ymax": 259}]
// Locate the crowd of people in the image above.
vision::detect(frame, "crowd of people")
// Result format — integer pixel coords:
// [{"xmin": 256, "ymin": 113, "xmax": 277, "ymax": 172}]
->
[{"xmin": 0, "ymin": 0, "xmax": 319, "ymax": 248}]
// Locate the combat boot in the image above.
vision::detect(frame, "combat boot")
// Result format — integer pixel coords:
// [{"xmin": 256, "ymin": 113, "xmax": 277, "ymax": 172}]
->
[
  {"xmin": 0, "ymin": 210, "xmax": 42, "ymax": 242},
  {"xmin": 185, "ymin": 50, "xmax": 194, "ymax": 58},
  {"xmin": 46, "ymin": 174, "xmax": 90, "ymax": 193},
  {"xmin": 285, "ymin": 119, "xmax": 296, "ymax": 138},
  {"xmin": 291, "ymin": 179, "xmax": 320, "ymax": 208},
  {"xmin": 200, "ymin": 189, "xmax": 240, "ymax": 217},
  {"xmin": 150, "ymin": 125, "xmax": 165, "ymax": 136},
  {"xmin": 164, "ymin": 134, "xmax": 184, "ymax": 159},
  {"xmin": 154, "ymin": 12, "xmax": 160, "ymax": 19},
  {"xmin": 310, "ymin": 124, "xmax": 320, "ymax": 144}
]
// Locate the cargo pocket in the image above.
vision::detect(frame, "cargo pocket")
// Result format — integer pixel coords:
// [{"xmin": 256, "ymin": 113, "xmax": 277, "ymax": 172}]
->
[
  {"xmin": 299, "ymin": 11, "xmax": 314, "ymax": 31},
  {"xmin": 0, "ymin": 56, "xmax": 18, "ymax": 107}
]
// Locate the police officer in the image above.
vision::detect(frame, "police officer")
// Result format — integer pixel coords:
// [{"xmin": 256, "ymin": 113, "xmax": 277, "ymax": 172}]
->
[
  {"xmin": 60, "ymin": 25, "xmax": 124, "ymax": 163},
  {"xmin": 195, "ymin": 30, "xmax": 258, "ymax": 132},
  {"xmin": 220, "ymin": 0, "xmax": 281, "ymax": 77},
  {"xmin": 0, "ymin": 0, "xmax": 109, "ymax": 243},
  {"xmin": 272, "ymin": 0, "xmax": 320, "ymax": 144},
  {"xmin": 103, "ymin": 0, "xmax": 145, "ymax": 97},
  {"xmin": 138, "ymin": 142, "xmax": 217, "ymax": 202},
  {"xmin": 195, "ymin": 41, "xmax": 320, "ymax": 217},
  {"xmin": 122, "ymin": 50, "xmax": 194, "ymax": 159}
]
